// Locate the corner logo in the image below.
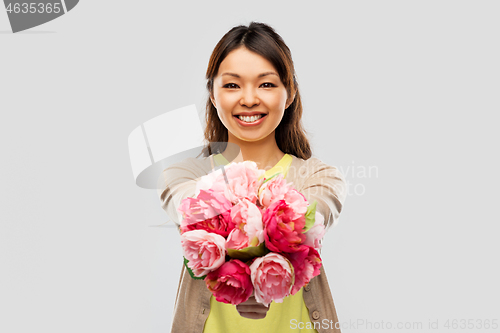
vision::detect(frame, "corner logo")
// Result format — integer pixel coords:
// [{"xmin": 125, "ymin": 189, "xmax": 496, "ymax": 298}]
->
[{"xmin": 3, "ymin": 0, "xmax": 78, "ymax": 33}]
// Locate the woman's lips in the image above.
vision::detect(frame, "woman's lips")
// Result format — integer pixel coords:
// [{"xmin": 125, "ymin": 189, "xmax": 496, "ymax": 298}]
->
[{"xmin": 233, "ymin": 114, "xmax": 267, "ymax": 127}]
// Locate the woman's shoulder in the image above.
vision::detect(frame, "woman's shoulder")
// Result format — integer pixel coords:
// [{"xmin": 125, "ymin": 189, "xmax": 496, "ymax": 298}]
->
[
  {"xmin": 288, "ymin": 153, "xmax": 331, "ymax": 165},
  {"xmin": 165, "ymin": 155, "xmax": 214, "ymax": 174},
  {"xmin": 287, "ymin": 154, "xmax": 344, "ymax": 180},
  {"xmin": 156, "ymin": 155, "xmax": 215, "ymax": 192}
]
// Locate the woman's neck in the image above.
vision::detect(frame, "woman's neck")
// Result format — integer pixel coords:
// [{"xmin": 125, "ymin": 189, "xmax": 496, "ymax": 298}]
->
[{"xmin": 222, "ymin": 133, "xmax": 285, "ymax": 171}]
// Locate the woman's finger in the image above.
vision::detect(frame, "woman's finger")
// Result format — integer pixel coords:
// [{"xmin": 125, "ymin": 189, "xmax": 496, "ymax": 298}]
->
[
  {"xmin": 236, "ymin": 304, "xmax": 269, "ymax": 314},
  {"xmin": 237, "ymin": 311, "xmax": 267, "ymax": 320}
]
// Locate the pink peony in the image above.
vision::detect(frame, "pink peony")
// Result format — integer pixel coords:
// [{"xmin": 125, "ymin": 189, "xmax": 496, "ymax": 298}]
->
[
  {"xmin": 205, "ymin": 259, "xmax": 254, "ymax": 305},
  {"xmin": 201, "ymin": 161, "xmax": 265, "ymax": 205},
  {"xmin": 263, "ymin": 200, "xmax": 306, "ymax": 253},
  {"xmin": 249, "ymin": 253, "xmax": 295, "ymax": 306},
  {"xmin": 195, "ymin": 167, "xmax": 224, "ymax": 197},
  {"xmin": 226, "ymin": 228, "xmax": 249, "ymax": 250},
  {"xmin": 228, "ymin": 198, "xmax": 264, "ymax": 249},
  {"xmin": 181, "ymin": 230, "xmax": 227, "ymax": 277},
  {"xmin": 283, "ymin": 189, "xmax": 309, "ymax": 219},
  {"xmin": 178, "ymin": 189, "xmax": 234, "ymax": 237},
  {"xmin": 285, "ymin": 245, "xmax": 322, "ymax": 295},
  {"xmin": 258, "ymin": 174, "xmax": 290, "ymax": 208},
  {"xmin": 303, "ymin": 212, "xmax": 326, "ymax": 250}
]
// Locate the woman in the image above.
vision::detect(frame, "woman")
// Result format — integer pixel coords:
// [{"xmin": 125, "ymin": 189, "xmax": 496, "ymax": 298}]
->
[{"xmin": 158, "ymin": 22, "xmax": 347, "ymax": 333}]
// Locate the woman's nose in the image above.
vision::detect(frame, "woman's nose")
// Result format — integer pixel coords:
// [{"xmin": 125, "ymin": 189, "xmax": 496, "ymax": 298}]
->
[{"xmin": 239, "ymin": 88, "xmax": 260, "ymax": 107}]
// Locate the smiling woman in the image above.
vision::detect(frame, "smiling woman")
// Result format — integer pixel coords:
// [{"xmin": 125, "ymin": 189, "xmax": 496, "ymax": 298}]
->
[{"xmin": 159, "ymin": 22, "xmax": 346, "ymax": 333}]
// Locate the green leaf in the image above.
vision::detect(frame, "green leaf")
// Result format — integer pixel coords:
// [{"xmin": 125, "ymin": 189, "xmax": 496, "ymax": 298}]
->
[
  {"xmin": 183, "ymin": 257, "xmax": 206, "ymax": 280},
  {"xmin": 227, "ymin": 243, "xmax": 269, "ymax": 261},
  {"xmin": 303, "ymin": 200, "xmax": 318, "ymax": 233},
  {"xmin": 262, "ymin": 172, "xmax": 280, "ymax": 184}
]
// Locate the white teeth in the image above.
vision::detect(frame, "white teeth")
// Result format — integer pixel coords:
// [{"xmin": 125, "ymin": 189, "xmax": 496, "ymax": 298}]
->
[{"xmin": 238, "ymin": 114, "xmax": 264, "ymax": 123}]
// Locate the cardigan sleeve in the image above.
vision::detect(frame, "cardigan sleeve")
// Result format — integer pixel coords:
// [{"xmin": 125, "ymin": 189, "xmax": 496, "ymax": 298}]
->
[
  {"xmin": 156, "ymin": 157, "xmax": 206, "ymax": 226},
  {"xmin": 300, "ymin": 157, "xmax": 347, "ymax": 231}
]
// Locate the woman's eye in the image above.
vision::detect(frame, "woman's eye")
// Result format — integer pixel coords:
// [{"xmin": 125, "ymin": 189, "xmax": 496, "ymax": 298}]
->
[
  {"xmin": 260, "ymin": 82, "xmax": 276, "ymax": 88},
  {"xmin": 223, "ymin": 83, "xmax": 239, "ymax": 89}
]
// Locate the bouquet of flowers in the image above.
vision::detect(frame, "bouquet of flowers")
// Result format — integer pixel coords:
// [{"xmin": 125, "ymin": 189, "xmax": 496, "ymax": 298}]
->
[{"xmin": 177, "ymin": 160, "xmax": 326, "ymax": 306}]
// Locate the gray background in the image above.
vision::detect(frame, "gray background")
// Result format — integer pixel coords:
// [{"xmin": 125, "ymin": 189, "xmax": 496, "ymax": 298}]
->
[{"xmin": 1, "ymin": 1, "xmax": 499, "ymax": 332}]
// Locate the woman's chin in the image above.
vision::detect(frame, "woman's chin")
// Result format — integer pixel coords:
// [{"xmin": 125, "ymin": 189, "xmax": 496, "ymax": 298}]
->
[{"xmin": 234, "ymin": 132, "xmax": 273, "ymax": 143}]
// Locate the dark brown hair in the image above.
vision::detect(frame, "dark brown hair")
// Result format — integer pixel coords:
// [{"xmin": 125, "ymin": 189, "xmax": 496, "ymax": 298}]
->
[{"xmin": 202, "ymin": 22, "xmax": 312, "ymax": 160}]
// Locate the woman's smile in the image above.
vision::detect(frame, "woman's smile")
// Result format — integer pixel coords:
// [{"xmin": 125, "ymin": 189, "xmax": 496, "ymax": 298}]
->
[{"xmin": 234, "ymin": 113, "xmax": 267, "ymax": 126}]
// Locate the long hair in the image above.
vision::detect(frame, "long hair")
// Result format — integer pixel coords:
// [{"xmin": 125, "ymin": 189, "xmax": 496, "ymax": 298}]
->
[{"xmin": 202, "ymin": 22, "xmax": 312, "ymax": 160}]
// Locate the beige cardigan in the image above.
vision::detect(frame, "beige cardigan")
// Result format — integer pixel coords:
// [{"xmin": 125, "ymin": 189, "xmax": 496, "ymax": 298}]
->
[{"xmin": 158, "ymin": 154, "xmax": 347, "ymax": 333}]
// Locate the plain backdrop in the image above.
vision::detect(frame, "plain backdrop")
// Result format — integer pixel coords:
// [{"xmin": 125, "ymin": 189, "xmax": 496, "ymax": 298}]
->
[{"xmin": 1, "ymin": 1, "xmax": 499, "ymax": 332}]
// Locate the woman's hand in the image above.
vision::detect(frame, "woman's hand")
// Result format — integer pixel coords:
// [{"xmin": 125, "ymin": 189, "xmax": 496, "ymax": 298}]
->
[{"xmin": 236, "ymin": 295, "xmax": 270, "ymax": 319}]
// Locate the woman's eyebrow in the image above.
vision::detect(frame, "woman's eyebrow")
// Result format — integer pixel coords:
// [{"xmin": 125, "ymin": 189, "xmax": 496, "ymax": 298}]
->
[{"xmin": 221, "ymin": 72, "xmax": 279, "ymax": 78}]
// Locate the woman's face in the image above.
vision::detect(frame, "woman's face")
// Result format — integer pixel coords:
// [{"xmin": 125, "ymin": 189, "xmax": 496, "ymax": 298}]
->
[{"xmin": 211, "ymin": 46, "xmax": 292, "ymax": 144}]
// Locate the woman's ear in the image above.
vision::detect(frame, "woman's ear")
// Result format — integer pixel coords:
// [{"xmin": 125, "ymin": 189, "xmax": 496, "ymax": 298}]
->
[
  {"xmin": 286, "ymin": 90, "xmax": 296, "ymax": 109},
  {"xmin": 210, "ymin": 95, "xmax": 217, "ymax": 109}
]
